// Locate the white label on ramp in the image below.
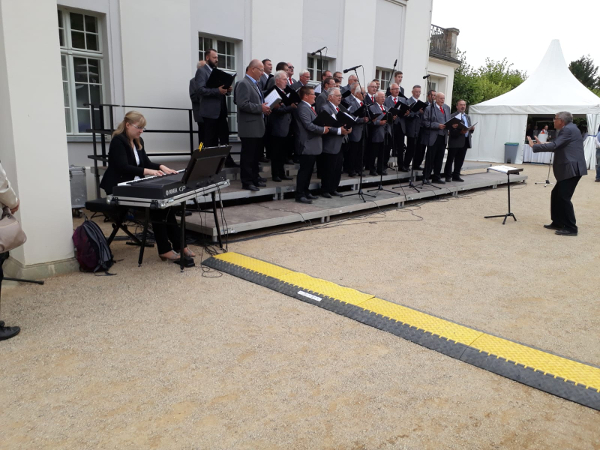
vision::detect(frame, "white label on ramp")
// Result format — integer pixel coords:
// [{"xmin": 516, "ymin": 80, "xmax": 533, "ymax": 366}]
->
[{"xmin": 298, "ymin": 291, "xmax": 322, "ymax": 302}]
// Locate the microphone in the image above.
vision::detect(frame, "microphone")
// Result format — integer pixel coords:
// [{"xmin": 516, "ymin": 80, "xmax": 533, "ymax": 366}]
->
[
  {"xmin": 310, "ymin": 46, "xmax": 326, "ymax": 56},
  {"xmin": 343, "ymin": 65, "xmax": 363, "ymax": 73},
  {"xmin": 393, "ymin": 59, "xmax": 398, "ymax": 68},
  {"xmin": 423, "ymin": 74, "xmax": 431, "ymax": 79}
]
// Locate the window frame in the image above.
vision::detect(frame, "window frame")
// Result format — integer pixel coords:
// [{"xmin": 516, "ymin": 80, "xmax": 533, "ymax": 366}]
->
[
  {"xmin": 58, "ymin": 7, "xmax": 105, "ymax": 136},
  {"xmin": 198, "ymin": 33, "xmax": 239, "ymax": 133},
  {"xmin": 375, "ymin": 68, "xmax": 393, "ymax": 91},
  {"xmin": 307, "ymin": 55, "xmax": 333, "ymax": 83}
]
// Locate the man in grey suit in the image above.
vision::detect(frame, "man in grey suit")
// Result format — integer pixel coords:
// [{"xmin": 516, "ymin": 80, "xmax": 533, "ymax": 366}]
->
[
  {"xmin": 384, "ymin": 83, "xmax": 409, "ymax": 170},
  {"xmin": 368, "ymin": 91, "xmax": 392, "ymax": 175},
  {"xmin": 528, "ymin": 111, "xmax": 588, "ymax": 236},
  {"xmin": 315, "ymin": 77, "xmax": 336, "ymax": 113},
  {"xmin": 258, "ymin": 58, "xmax": 273, "ymax": 92},
  {"xmin": 268, "ymin": 70, "xmax": 296, "ymax": 181},
  {"xmin": 194, "ymin": 49, "xmax": 237, "ymax": 167},
  {"xmin": 189, "ymin": 61, "xmax": 205, "ymax": 144},
  {"xmin": 290, "ymin": 70, "xmax": 310, "ymax": 91},
  {"xmin": 404, "ymin": 85, "xmax": 425, "ymax": 171},
  {"xmin": 445, "ymin": 99, "xmax": 475, "ymax": 182},
  {"xmin": 286, "ymin": 62, "xmax": 297, "ymax": 86},
  {"xmin": 320, "ymin": 87, "xmax": 352, "ymax": 197},
  {"xmin": 346, "ymin": 88, "xmax": 368, "ymax": 176},
  {"xmin": 234, "ymin": 59, "xmax": 271, "ymax": 191},
  {"xmin": 422, "ymin": 91, "xmax": 450, "ymax": 184},
  {"xmin": 294, "ymin": 86, "xmax": 331, "ymax": 204}
]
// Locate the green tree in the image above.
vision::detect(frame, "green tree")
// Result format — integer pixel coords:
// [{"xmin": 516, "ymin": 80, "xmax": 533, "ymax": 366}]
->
[
  {"xmin": 452, "ymin": 50, "xmax": 527, "ymax": 112},
  {"xmin": 568, "ymin": 55, "xmax": 599, "ymax": 90}
]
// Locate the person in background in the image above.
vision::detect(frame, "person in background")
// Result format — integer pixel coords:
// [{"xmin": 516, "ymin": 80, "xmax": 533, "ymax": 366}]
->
[
  {"xmin": 100, "ymin": 111, "xmax": 196, "ymax": 262},
  {"xmin": 189, "ymin": 60, "xmax": 206, "ymax": 144},
  {"xmin": 268, "ymin": 70, "xmax": 296, "ymax": 182},
  {"xmin": 0, "ymin": 162, "xmax": 20, "ymax": 341},
  {"xmin": 537, "ymin": 125, "xmax": 549, "ymax": 143}
]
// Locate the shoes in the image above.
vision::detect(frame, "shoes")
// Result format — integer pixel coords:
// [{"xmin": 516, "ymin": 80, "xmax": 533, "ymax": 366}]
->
[
  {"xmin": 306, "ymin": 193, "xmax": 318, "ymax": 200},
  {"xmin": 258, "ymin": 176, "xmax": 267, "ymax": 182},
  {"xmin": 281, "ymin": 175, "xmax": 293, "ymax": 180},
  {"xmin": 272, "ymin": 176, "xmax": 282, "ymax": 182},
  {"xmin": 321, "ymin": 192, "xmax": 332, "ymax": 199},
  {"xmin": 295, "ymin": 196, "xmax": 312, "ymax": 204},
  {"xmin": 0, "ymin": 321, "xmax": 3, "ymax": 327},
  {"xmin": 330, "ymin": 191, "xmax": 343, "ymax": 197},
  {"xmin": 413, "ymin": 166, "xmax": 423, "ymax": 171},
  {"xmin": 243, "ymin": 184, "xmax": 260, "ymax": 191},
  {"xmin": 183, "ymin": 247, "xmax": 196, "ymax": 258},
  {"xmin": 445, "ymin": 177, "xmax": 452, "ymax": 182},
  {"xmin": 160, "ymin": 250, "xmax": 180, "ymax": 261},
  {"xmin": 369, "ymin": 170, "xmax": 378, "ymax": 176},
  {"xmin": 544, "ymin": 223, "xmax": 563, "ymax": 230},
  {"xmin": 452, "ymin": 176, "xmax": 464, "ymax": 182},
  {"xmin": 286, "ymin": 159, "xmax": 295, "ymax": 165},
  {"xmin": 596, "ymin": 179, "xmax": 600, "ymax": 182},
  {"xmin": 432, "ymin": 177, "xmax": 445, "ymax": 184},
  {"xmin": 256, "ymin": 181, "xmax": 267, "ymax": 187},
  {"xmin": 422, "ymin": 179, "xmax": 431, "ymax": 185},
  {"xmin": 348, "ymin": 172, "xmax": 357, "ymax": 177},
  {"xmin": 555, "ymin": 229, "xmax": 577, "ymax": 236},
  {"xmin": 400, "ymin": 166, "xmax": 410, "ymax": 172},
  {"xmin": 0, "ymin": 325, "xmax": 20, "ymax": 341}
]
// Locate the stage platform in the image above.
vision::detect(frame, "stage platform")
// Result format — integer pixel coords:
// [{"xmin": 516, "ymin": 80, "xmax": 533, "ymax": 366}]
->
[{"xmin": 186, "ymin": 167, "xmax": 528, "ymax": 241}]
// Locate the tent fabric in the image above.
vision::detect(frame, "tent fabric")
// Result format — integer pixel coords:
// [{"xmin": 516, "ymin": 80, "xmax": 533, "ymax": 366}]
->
[
  {"xmin": 585, "ymin": 114, "xmax": 600, "ymax": 169},
  {"xmin": 468, "ymin": 40, "xmax": 600, "ymax": 165}
]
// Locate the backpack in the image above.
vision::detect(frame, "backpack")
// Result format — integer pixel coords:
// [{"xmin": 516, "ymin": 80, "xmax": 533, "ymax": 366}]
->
[{"xmin": 72, "ymin": 218, "xmax": 115, "ymax": 275}]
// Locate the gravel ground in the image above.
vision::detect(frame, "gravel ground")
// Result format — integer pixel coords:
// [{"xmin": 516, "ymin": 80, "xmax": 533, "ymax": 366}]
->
[{"xmin": 1, "ymin": 163, "xmax": 599, "ymax": 450}]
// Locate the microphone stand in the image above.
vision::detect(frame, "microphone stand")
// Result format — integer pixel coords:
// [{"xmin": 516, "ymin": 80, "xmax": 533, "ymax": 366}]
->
[
  {"xmin": 535, "ymin": 152, "xmax": 554, "ymax": 187},
  {"xmin": 343, "ymin": 69, "xmax": 374, "ymax": 202},
  {"xmin": 368, "ymin": 110, "xmax": 400, "ymax": 196}
]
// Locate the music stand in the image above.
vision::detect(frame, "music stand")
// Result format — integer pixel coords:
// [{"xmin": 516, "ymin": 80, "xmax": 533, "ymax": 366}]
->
[{"xmin": 484, "ymin": 165, "xmax": 523, "ymax": 225}]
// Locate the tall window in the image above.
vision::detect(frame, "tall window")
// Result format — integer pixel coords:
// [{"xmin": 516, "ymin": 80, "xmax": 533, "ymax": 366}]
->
[
  {"xmin": 198, "ymin": 34, "xmax": 238, "ymax": 133},
  {"xmin": 58, "ymin": 8, "xmax": 104, "ymax": 135},
  {"xmin": 375, "ymin": 68, "xmax": 393, "ymax": 91},
  {"xmin": 307, "ymin": 56, "xmax": 332, "ymax": 82}
]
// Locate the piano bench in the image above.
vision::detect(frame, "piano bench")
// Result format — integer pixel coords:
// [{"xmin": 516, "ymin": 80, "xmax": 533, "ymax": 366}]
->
[{"xmin": 85, "ymin": 199, "xmax": 146, "ymax": 247}]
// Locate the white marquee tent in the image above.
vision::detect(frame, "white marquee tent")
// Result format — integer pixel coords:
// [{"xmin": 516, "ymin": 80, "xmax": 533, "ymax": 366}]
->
[{"xmin": 468, "ymin": 40, "xmax": 600, "ymax": 167}]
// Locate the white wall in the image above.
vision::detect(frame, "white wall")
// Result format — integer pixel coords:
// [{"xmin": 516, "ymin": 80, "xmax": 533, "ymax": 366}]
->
[
  {"xmin": 428, "ymin": 58, "xmax": 459, "ymax": 106},
  {"xmin": 0, "ymin": 0, "xmax": 75, "ymax": 268},
  {"xmin": 404, "ymin": 0, "xmax": 433, "ymax": 97}
]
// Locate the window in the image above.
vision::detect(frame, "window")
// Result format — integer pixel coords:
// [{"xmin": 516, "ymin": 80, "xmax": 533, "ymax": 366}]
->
[
  {"xmin": 375, "ymin": 68, "xmax": 393, "ymax": 91},
  {"xmin": 307, "ymin": 56, "xmax": 332, "ymax": 82},
  {"xmin": 199, "ymin": 34, "xmax": 238, "ymax": 132},
  {"xmin": 59, "ymin": 8, "xmax": 104, "ymax": 135}
]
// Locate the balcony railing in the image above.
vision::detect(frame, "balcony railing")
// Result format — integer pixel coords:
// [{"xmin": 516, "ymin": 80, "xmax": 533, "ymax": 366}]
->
[{"xmin": 429, "ymin": 25, "xmax": 460, "ymax": 63}]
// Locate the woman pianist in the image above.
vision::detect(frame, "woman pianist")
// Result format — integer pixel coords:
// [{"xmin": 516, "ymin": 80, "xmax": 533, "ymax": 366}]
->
[{"xmin": 100, "ymin": 111, "xmax": 196, "ymax": 263}]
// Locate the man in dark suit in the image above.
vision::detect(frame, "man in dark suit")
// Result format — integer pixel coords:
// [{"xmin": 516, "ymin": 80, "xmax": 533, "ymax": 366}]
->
[
  {"xmin": 314, "ymin": 70, "xmax": 332, "ymax": 94},
  {"xmin": 385, "ymin": 71, "xmax": 405, "ymax": 98},
  {"xmin": 189, "ymin": 61, "xmax": 205, "ymax": 144},
  {"xmin": 422, "ymin": 91, "xmax": 450, "ymax": 184},
  {"xmin": 233, "ymin": 59, "xmax": 271, "ymax": 191},
  {"xmin": 294, "ymin": 86, "xmax": 331, "ymax": 204},
  {"xmin": 445, "ymin": 99, "xmax": 475, "ymax": 182},
  {"xmin": 194, "ymin": 49, "xmax": 237, "ymax": 167},
  {"xmin": 384, "ymin": 83, "xmax": 408, "ymax": 169},
  {"xmin": 268, "ymin": 70, "xmax": 296, "ymax": 181},
  {"xmin": 258, "ymin": 59, "xmax": 273, "ymax": 92},
  {"xmin": 290, "ymin": 70, "xmax": 310, "ymax": 91},
  {"xmin": 528, "ymin": 111, "xmax": 588, "ymax": 236},
  {"xmin": 346, "ymin": 88, "xmax": 368, "ymax": 176},
  {"xmin": 265, "ymin": 62, "xmax": 288, "ymax": 92},
  {"xmin": 368, "ymin": 91, "xmax": 392, "ymax": 175},
  {"xmin": 413, "ymin": 89, "xmax": 436, "ymax": 171},
  {"xmin": 320, "ymin": 87, "xmax": 352, "ymax": 197},
  {"xmin": 404, "ymin": 85, "xmax": 424, "ymax": 172}
]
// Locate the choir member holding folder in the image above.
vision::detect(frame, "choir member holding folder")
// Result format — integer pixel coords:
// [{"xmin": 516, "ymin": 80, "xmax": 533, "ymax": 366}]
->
[{"xmin": 368, "ymin": 91, "xmax": 392, "ymax": 175}]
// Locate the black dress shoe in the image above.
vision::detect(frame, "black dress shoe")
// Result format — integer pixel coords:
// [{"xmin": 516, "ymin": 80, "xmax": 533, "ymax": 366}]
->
[
  {"xmin": 242, "ymin": 184, "xmax": 260, "ymax": 191},
  {"xmin": 281, "ymin": 175, "xmax": 293, "ymax": 180},
  {"xmin": 400, "ymin": 166, "xmax": 410, "ymax": 172},
  {"xmin": 330, "ymin": 191, "xmax": 343, "ymax": 197},
  {"xmin": 306, "ymin": 193, "xmax": 318, "ymax": 200},
  {"xmin": 272, "ymin": 176, "xmax": 282, "ymax": 182},
  {"xmin": 256, "ymin": 181, "xmax": 267, "ymax": 187},
  {"xmin": 348, "ymin": 172, "xmax": 357, "ymax": 177},
  {"xmin": 321, "ymin": 192, "xmax": 332, "ymax": 199},
  {"xmin": 422, "ymin": 179, "xmax": 431, "ymax": 185},
  {"xmin": 445, "ymin": 177, "xmax": 452, "ymax": 182},
  {"xmin": 432, "ymin": 177, "xmax": 445, "ymax": 184},
  {"xmin": 544, "ymin": 223, "xmax": 563, "ymax": 230},
  {"xmin": 413, "ymin": 166, "xmax": 423, "ymax": 171},
  {"xmin": 555, "ymin": 229, "xmax": 577, "ymax": 236},
  {"xmin": 369, "ymin": 170, "xmax": 378, "ymax": 176},
  {"xmin": 0, "ymin": 325, "xmax": 20, "ymax": 341},
  {"xmin": 452, "ymin": 176, "xmax": 464, "ymax": 182},
  {"xmin": 258, "ymin": 176, "xmax": 267, "ymax": 182},
  {"xmin": 295, "ymin": 196, "xmax": 312, "ymax": 204},
  {"xmin": 0, "ymin": 321, "xmax": 4, "ymax": 327}
]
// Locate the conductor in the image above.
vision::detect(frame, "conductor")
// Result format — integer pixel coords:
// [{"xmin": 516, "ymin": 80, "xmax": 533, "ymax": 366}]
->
[{"xmin": 527, "ymin": 111, "xmax": 587, "ymax": 236}]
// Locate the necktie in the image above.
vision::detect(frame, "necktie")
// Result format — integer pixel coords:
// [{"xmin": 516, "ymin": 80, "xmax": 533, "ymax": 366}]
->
[
  {"xmin": 394, "ymin": 98, "xmax": 397, "ymax": 104},
  {"xmin": 380, "ymin": 105, "xmax": 384, "ymax": 112},
  {"xmin": 359, "ymin": 101, "xmax": 363, "ymax": 106},
  {"xmin": 311, "ymin": 106, "xmax": 316, "ymax": 115},
  {"xmin": 289, "ymin": 77, "xmax": 292, "ymax": 85},
  {"xmin": 439, "ymin": 106, "xmax": 444, "ymax": 114},
  {"xmin": 336, "ymin": 107, "xmax": 339, "ymax": 112}
]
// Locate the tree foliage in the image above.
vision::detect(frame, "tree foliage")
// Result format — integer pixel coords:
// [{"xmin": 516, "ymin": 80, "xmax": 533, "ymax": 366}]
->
[
  {"xmin": 568, "ymin": 55, "xmax": 599, "ymax": 90},
  {"xmin": 452, "ymin": 50, "xmax": 527, "ymax": 112}
]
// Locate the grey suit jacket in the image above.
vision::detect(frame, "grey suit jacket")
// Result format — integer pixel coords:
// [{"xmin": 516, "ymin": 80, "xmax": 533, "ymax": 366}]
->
[
  {"xmin": 405, "ymin": 97, "xmax": 423, "ymax": 138},
  {"xmin": 384, "ymin": 96, "xmax": 407, "ymax": 134},
  {"xmin": 295, "ymin": 101, "xmax": 324, "ymax": 156},
  {"xmin": 346, "ymin": 96, "xmax": 365, "ymax": 143},
  {"xmin": 369, "ymin": 104, "xmax": 391, "ymax": 143},
  {"xmin": 315, "ymin": 91, "xmax": 330, "ymax": 113},
  {"xmin": 290, "ymin": 80, "xmax": 306, "ymax": 91},
  {"xmin": 194, "ymin": 64, "xmax": 226, "ymax": 120},
  {"xmin": 532, "ymin": 122, "xmax": 588, "ymax": 181},
  {"xmin": 321, "ymin": 102, "xmax": 343, "ymax": 155},
  {"xmin": 422, "ymin": 103, "xmax": 450, "ymax": 147},
  {"xmin": 448, "ymin": 112, "xmax": 473, "ymax": 149},
  {"xmin": 258, "ymin": 73, "xmax": 272, "ymax": 92},
  {"xmin": 269, "ymin": 104, "xmax": 294, "ymax": 138},
  {"xmin": 233, "ymin": 76, "xmax": 265, "ymax": 139}
]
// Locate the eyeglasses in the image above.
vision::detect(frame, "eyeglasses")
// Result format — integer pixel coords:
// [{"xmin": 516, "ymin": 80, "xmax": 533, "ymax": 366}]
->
[
  {"xmin": 132, "ymin": 124, "xmax": 146, "ymax": 131},
  {"xmin": 288, "ymin": 66, "xmax": 294, "ymax": 69}
]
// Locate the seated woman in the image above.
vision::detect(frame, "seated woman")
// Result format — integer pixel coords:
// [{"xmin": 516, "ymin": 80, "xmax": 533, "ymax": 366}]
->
[{"xmin": 100, "ymin": 111, "xmax": 195, "ymax": 262}]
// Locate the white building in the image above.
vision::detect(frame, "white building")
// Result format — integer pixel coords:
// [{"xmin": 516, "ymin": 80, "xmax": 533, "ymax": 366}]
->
[{"xmin": 0, "ymin": 0, "xmax": 460, "ymax": 277}]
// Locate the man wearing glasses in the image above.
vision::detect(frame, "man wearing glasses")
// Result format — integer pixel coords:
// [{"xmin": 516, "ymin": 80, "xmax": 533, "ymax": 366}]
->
[
  {"xmin": 286, "ymin": 63, "xmax": 296, "ymax": 85},
  {"xmin": 528, "ymin": 111, "xmax": 587, "ymax": 236}
]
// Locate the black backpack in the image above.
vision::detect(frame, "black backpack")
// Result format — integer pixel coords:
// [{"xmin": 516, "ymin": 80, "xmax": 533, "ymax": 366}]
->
[{"xmin": 72, "ymin": 218, "xmax": 115, "ymax": 275}]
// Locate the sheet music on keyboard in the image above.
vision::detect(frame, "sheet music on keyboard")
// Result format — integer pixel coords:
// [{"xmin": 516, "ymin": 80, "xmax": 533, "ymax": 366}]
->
[{"xmin": 488, "ymin": 165, "xmax": 522, "ymax": 175}]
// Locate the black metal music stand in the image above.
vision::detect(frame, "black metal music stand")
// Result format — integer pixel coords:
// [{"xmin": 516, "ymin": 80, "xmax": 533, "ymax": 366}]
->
[{"xmin": 484, "ymin": 168, "xmax": 523, "ymax": 224}]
